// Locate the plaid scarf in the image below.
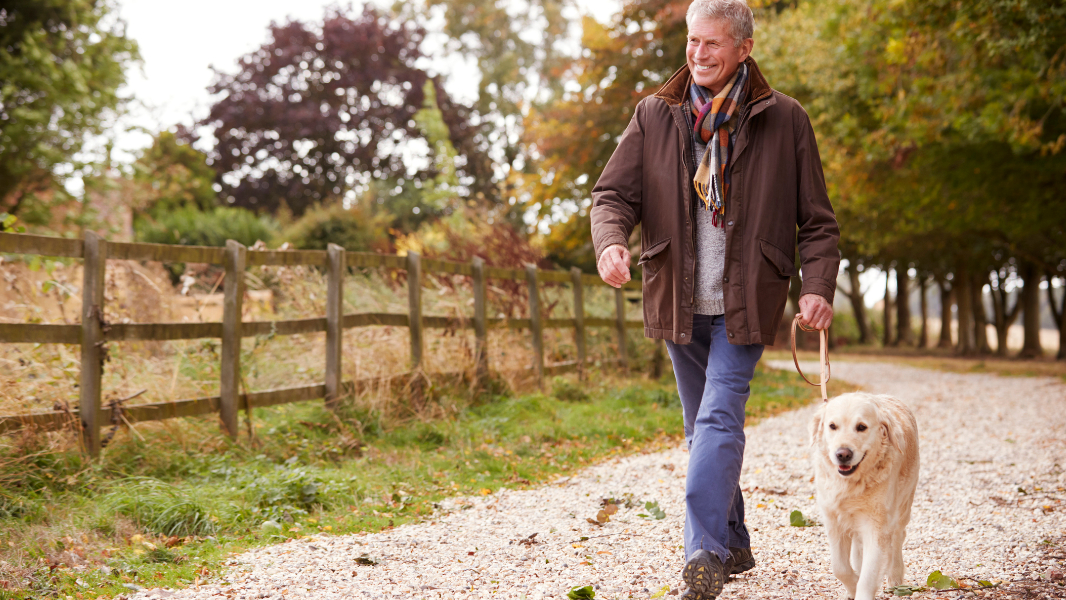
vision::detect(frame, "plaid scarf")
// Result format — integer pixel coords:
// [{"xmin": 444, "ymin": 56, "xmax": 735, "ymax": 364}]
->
[{"xmin": 690, "ymin": 62, "xmax": 748, "ymax": 226}]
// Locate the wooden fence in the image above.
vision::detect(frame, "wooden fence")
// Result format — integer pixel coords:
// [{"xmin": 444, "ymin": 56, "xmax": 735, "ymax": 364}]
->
[{"xmin": 0, "ymin": 232, "xmax": 643, "ymax": 455}]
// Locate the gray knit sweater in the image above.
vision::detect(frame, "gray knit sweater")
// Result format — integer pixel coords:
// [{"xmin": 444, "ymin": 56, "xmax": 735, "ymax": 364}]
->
[{"xmin": 686, "ymin": 104, "xmax": 737, "ymax": 316}]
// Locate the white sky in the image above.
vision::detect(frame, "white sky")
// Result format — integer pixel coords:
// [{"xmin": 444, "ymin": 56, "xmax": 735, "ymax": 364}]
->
[{"xmin": 111, "ymin": 0, "xmax": 622, "ymax": 162}]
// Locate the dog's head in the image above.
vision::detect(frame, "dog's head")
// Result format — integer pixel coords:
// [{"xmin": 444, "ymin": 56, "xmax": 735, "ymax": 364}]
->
[{"xmin": 810, "ymin": 392, "xmax": 903, "ymax": 478}]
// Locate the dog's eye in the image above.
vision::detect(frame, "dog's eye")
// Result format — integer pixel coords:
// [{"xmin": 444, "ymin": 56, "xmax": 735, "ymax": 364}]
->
[
  {"xmin": 856, "ymin": 423, "xmax": 868, "ymax": 432},
  {"xmin": 828, "ymin": 423, "xmax": 837, "ymax": 430}
]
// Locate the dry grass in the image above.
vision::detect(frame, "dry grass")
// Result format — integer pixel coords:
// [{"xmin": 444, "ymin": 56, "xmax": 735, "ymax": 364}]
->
[{"xmin": 1, "ymin": 258, "xmax": 652, "ymax": 420}]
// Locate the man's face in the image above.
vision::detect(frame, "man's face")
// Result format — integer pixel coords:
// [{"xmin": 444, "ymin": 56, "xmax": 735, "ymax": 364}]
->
[{"xmin": 686, "ymin": 16, "xmax": 754, "ymax": 95}]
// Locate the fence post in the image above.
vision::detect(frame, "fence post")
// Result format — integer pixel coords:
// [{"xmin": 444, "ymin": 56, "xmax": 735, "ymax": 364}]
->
[
  {"xmin": 471, "ymin": 257, "xmax": 489, "ymax": 384},
  {"xmin": 570, "ymin": 267, "xmax": 587, "ymax": 381},
  {"xmin": 325, "ymin": 243, "xmax": 345, "ymax": 410},
  {"xmin": 220, "ymin": 240, "xmax": 246, "ymax": 439},
  {"xmin": 406, "ymin": 251, "xmax": 424, "ymax": 407},
  {"xmin": 79, "ymin": 231, "xmax": 106, "ymax": 456},
  {"xmin": 526, "ymin": 264, "xmax": 544, "ymax": 388},
  {"xmin": 615, "ymin": 287, "xmax": 629, "ymax": 373}
]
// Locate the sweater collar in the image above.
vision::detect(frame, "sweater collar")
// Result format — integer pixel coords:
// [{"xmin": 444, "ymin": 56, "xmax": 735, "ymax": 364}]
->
[{"xmin": 655, "ymin": 56, "xmax": 772, "ymax": 107}]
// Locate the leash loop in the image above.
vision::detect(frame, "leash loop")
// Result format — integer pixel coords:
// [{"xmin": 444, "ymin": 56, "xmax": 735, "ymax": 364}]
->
[{"xmin": 790, "ymin": 313, "xmax": 830, "ymax": 402}]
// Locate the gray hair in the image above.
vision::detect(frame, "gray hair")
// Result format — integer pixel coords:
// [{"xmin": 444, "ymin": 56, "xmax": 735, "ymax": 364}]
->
[{"xmin": 686, "ymin": 0, "xmax": 755, "ymax": 47}]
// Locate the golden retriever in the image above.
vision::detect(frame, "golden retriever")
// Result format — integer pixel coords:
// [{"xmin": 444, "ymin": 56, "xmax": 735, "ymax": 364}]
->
[{"xmin": 809, "ymin": 392, "xmax": 920, "ymax": 600}]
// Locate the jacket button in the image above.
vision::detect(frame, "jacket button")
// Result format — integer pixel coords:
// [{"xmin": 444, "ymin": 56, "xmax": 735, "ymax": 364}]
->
[
  {"xmin": 681, "ymin": 333, "xmax": 686, "ymax": 338},
  {"xmin": 727, "ymin": 220, "xmax": 734, "ymax": 226},
  {"xmin": 729, "ymin": 332, "xmax": 735, "ymax": 338},
  {"xmin": 723, "ymin": 276, "xmax": 729, "ymax": 283}
]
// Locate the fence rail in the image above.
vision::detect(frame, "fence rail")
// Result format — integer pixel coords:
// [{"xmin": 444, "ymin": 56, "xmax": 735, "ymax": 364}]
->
[{"xmin": 0, "ymin": 232, "xmax": 643, "ymax": 453}]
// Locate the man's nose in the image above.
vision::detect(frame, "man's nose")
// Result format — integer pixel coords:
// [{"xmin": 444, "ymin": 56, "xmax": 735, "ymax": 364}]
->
[{"xmin": 835, "ymin": 447, "xmax": 853, "ymax": 464}]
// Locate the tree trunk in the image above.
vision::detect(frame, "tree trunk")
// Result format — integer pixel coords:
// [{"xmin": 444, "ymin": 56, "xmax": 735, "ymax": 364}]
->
[
  {"xmin": 936, "ymin": 275, "xmax": 954, "ymax": 349},
  {"xmin": 1048, "ymin": 275, "xmax": 1065, "ymax": 360},
  {"xmin": 989, "ymin": 269, "xmax": 1019, "ymax": 357},
  {"xmin": 972, "ymin": 271, "xmax": 992, "ymax": 354},
  {"xmin": 883, "ymin": 269, "xmax": 893, "ymax": 348},
  {"xmin": 896, "ymin": 268, "xmax": 912, "ymax": 346},
  {"xmin": 918, "ymin": 275, "xmax": 929, "ymax": 349},
  {"xmin": 845, "ymin": 264, "xmax": 872, "ymax": 344},
  {"xmin": 1019, "ymin": 261, "xmax": 1043, "ymax": 358},
  {"xmin": 955, "ymin": 265, "xmax": 976, "ymax": 355}
]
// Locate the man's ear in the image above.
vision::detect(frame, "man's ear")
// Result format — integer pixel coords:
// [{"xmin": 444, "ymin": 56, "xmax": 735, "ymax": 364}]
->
[{"xmin": 809, "ymin": 407, "xmax": 824, "ymax": 448}]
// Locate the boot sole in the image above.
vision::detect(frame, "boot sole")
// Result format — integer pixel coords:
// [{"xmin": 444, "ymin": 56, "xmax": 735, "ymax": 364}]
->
[{"xmin": 682, "ymin": 550, "xmax": 725, "ymax": 599}]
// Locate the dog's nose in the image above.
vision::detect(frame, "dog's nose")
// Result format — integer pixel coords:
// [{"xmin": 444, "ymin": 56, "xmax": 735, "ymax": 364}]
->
[{"xmin": 835, "ymin": 448, "xmax": 853, "ymax": 464}]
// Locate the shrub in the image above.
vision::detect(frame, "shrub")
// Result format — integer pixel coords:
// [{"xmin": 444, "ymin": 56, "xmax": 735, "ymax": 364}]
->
[
  {"xmin": 279, "ymin": 202, "xmax": 389, "ymax": 252},
  {"xmin": 134, "ymin": 205, "xmax": 277, "ymax": 248}
]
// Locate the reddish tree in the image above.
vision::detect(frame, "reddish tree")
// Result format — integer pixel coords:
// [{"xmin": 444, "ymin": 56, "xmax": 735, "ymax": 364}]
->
[{"xmin": 201, "ymin": 6, "xmax": 493, "ymax": 216}]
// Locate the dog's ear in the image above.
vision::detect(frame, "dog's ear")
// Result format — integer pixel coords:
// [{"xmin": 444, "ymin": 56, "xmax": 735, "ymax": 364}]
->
[
  {"xmin": 809, "ymin": 407, "xmax": 825, "ymax": 448},
  {"xmin": 880, "ymin": 410, "xmax": 904, "ymax": 454}
]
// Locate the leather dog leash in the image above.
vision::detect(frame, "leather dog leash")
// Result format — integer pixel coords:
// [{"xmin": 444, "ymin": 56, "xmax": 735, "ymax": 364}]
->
[{"xmin": 791, "ymin": 313, "xmax": 830, "ymax": 402}]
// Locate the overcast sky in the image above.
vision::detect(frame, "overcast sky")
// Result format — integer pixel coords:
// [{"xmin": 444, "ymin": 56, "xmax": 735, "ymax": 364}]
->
[{"xmin": 111, "ymin": 0, "xmax": 621, "ymax": 161}]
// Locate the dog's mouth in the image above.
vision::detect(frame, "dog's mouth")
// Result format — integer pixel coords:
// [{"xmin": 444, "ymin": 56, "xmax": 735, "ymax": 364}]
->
[{"xmin": 836, "ymin": 453, "xmax": 866, "ymax": 477}]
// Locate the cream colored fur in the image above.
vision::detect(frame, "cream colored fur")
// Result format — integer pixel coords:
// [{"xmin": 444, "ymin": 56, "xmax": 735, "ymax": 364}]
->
[{"xmin": 810, "ymin": 392, "xmax": 920, "ymax": 600}]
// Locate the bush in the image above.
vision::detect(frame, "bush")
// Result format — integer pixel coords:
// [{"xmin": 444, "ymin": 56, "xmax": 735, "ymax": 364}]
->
[
  {"xmin": 134, "ymin": 205, "xmax": 277, "ymax": 248},
  {"xmin": 279, "ymin": 202, "xmax": 389, "ymax": 251}
]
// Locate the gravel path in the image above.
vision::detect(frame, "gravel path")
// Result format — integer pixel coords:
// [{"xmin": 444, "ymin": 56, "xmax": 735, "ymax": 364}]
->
[{"xmin": 129, "ymin": 362, "xmax": 1066, "ymax": 599}]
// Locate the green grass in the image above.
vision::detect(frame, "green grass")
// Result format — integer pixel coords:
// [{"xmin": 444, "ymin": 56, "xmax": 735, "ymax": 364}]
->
[{"xmin": 0, "ymin": 364, "xmax": 830, "ymax": 599}]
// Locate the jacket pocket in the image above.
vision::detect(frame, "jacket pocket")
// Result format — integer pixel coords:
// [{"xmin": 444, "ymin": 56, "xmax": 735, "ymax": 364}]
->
[
  {"xmin": 759, "ymin": 239, "xmax": 796, "ymax": 279},
  {"xmin": 638, "ymin": 238, "xmax": 671, "ymax": 278}
]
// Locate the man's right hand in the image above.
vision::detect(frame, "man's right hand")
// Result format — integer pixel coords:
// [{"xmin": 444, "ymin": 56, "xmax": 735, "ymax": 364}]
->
[{"xmin": 597, "ymin": 243, "xmax": 632, "ymax": 288}]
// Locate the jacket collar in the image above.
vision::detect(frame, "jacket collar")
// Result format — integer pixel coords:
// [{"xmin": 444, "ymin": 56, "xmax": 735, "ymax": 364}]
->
[{"xmin": 654, "ymin": 56, "xmax": 773, "ymax": 107}]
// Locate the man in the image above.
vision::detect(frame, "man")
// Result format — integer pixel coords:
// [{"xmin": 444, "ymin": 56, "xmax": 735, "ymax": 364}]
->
[{"xmin": 590, "ymin": 1, "xmax": 839, "ymax": 598}]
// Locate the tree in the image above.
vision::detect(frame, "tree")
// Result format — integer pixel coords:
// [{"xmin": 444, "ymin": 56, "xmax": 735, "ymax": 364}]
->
[
  {"xmin": 202, "ymin": 5, "xmax": 492, "ymax": 217},
  {"xmin": 0, "ymin": 0, "xmax": 138, "ymax": 216},
  {"xmin": 132, "ymin": 130, "xmax": 218, "ymax": 217}
]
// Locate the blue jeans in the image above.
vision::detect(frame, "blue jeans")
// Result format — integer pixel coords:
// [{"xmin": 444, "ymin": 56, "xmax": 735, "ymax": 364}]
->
[{"xmin": 666, "ymin": 314, "xmax": 764, "ymax": 562}]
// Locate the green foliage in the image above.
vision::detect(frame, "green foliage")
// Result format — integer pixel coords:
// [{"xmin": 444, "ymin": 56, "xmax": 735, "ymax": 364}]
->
[
  {"xmin": 133, "ymin": 131, "xmax": 219, "ymax": 217},
  {"xmin": 789, "ymin": 509, "xmax": 817, "ymax": 527},
  {"xmin": 568, "ymin": 585, "xmax": 596, "ymax": 599},
  {"xmin": 637, "ymin": 500, "xmax": 666, "ymax": 520},
  {"xmin": 244, "ymin": 463, "xmax": 335, "ymax": 519},
  {"xmin": 103, "ymin": 478, "xmax": 218, "ymax": 537},
  {"xmin": 135, "ymin": 205, "xmax": 277, "ymax": 249},
  {"xmin": 927, "ymin": 570, "xmax": 960, "ymax": 590},
  {"xmin": 551, "ymin": 376, "xmax": 591, "ymax": 403},
  {"xmin": 0, "ymin": 0, "xmax": 139, "ymax": 216},
  {"xmin": 279, "ymin": 201, "xmax": 389, "ymax": 251}
]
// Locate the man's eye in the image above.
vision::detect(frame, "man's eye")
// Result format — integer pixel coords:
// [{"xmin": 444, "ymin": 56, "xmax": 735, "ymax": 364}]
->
[
  {"xmin": 856, "ymin": 424, "xmax": 868, "ymax": 432},
  {"xmin": 828, "ymin": 423, "xmax": 837, "ymax": 430}
]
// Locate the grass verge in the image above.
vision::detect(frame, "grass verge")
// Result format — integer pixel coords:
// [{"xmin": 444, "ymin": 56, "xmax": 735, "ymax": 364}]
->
[{"xmin": 0, "ymin": 364, "xmax": 839, "ymax": 599}]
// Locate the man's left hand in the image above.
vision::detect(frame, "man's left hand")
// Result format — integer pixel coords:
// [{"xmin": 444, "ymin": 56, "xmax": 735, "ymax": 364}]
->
[{"xmin": 798, "ymin": 294, "xmax": 833, "ymax": 330}]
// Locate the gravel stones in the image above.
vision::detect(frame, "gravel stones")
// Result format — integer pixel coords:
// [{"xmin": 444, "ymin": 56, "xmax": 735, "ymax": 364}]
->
[{"xmin": 128, "ymin": 362, "xmax": 1066, "ymax": 599}]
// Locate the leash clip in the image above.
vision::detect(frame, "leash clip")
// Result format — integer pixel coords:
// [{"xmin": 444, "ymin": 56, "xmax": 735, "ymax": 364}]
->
[{"xmin": 791, "ymin": 313, "xmax": 830, "ymax": 402}]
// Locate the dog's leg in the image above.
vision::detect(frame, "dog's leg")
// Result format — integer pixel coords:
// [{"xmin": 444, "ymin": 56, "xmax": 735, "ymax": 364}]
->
[
  {"xmin": 850, "ymin": 537, "xmax": 862, "ymax": 573},
  {"xmin": 827, "ymin": 524, "xmax": 858, "ymax": 600},
  {"xmin": 853, "ymin": 529, "xmax": 889, "ymax": 600},
  {"xmin": 887, "ymin": 529, "xmax": 905, "ymax": 587}
]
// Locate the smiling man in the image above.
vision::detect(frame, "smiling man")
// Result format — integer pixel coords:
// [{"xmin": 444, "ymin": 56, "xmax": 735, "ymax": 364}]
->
[{"xmin": 590, "ymin": 1, "xmax": 840, "ymax": 598}]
